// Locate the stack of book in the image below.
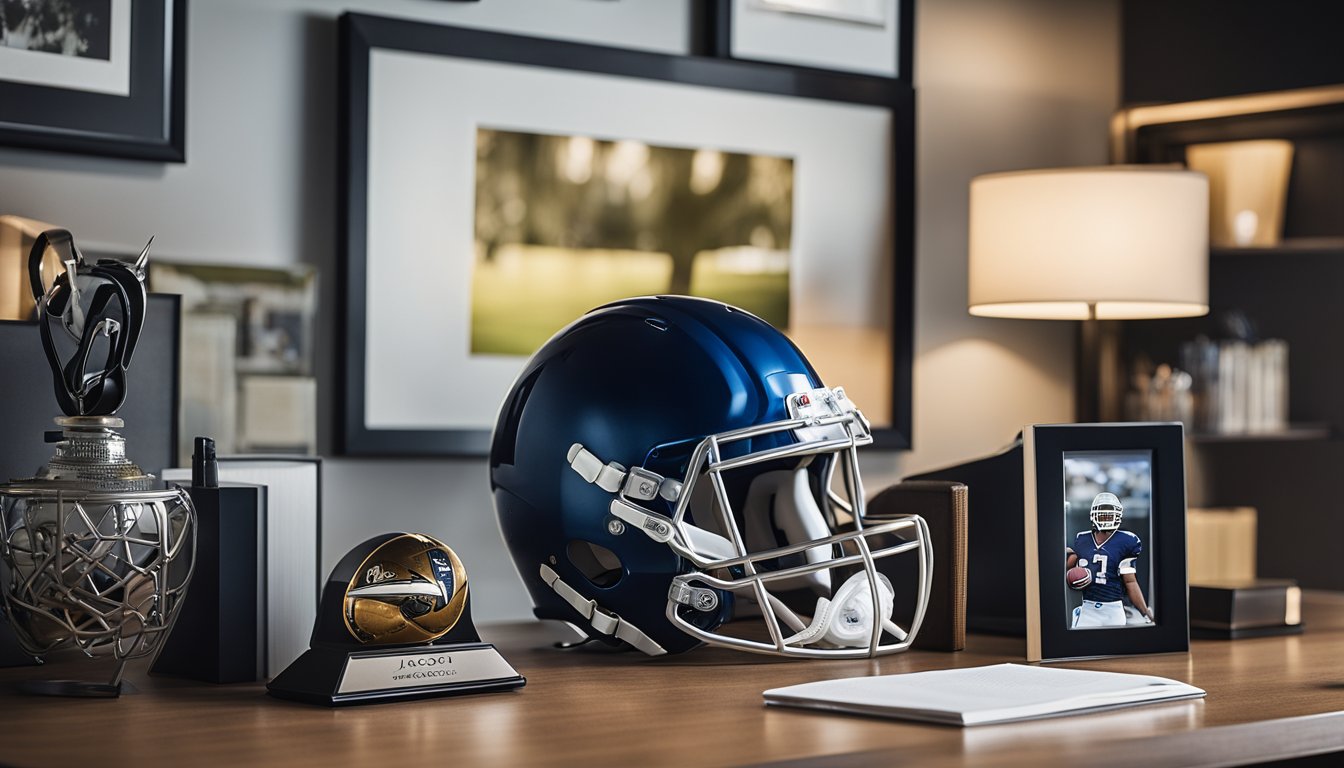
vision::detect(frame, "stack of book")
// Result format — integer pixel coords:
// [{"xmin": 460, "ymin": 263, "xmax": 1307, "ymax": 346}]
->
[
  {"xmin": 1180, "ymin": 337, "xmax": 1289, "ymax": 435},
  {"xmin": 1189, "ymin": 579, "xmax": 1302, "ymax": 639}
]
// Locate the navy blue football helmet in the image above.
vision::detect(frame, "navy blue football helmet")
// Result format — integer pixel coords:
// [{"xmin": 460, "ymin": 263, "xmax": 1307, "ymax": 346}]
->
[{"xmin": 490, "ymin": 297, "xmax": 931, "ymax": 657}]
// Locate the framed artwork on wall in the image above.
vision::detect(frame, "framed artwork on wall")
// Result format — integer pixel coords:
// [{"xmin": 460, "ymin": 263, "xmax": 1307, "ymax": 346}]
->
[
  {"xmin": 1024, "ymin": 423, "xmax": 1190, "ymax": 662},
  {"xmin": 710, "ymin": 0, "xmax": 912, "ymax": 80},
  {"xmin": 0, "ymin": 0, "xmax": 186, "ymax": 161},
  {"xmin": 339, "ymin": 12, "xmax": 914, "ymax": 456}
]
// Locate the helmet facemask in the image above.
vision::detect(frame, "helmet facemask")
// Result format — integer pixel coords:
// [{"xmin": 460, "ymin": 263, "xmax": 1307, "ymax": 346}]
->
[
  {"xmin": 1089, "ymin": 493, "xmax": 1124, "ymax": 532},
  {"xmin": 564, "ymin": 386, "xmax": 932, "ymax": 658}
]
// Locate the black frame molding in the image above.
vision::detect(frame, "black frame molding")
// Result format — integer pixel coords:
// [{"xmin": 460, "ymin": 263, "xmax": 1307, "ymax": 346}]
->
[
  {"xmin": 338, "ymin": 12, "xmax": 915, "ymax": 456},
  {"xmin": 0, "ymin": 0, "xmax": 186, "ymax": 162},
  {"xmin": 1025, "ymin": 423, "xmax": 1190, "ymax": 662}
]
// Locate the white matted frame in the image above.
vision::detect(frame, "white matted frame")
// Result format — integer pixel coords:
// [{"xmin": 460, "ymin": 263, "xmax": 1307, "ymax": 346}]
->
[
  {"xmin": 711, "ymin": 0, "xmax": 912, "ymax": 80},
  {"xmin": 338, "ymin": 12, "xmax": 914, "ymax": 456}
]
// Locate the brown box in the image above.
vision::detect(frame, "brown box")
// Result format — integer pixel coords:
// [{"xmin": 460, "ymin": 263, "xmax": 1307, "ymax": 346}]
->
[
  {"xmin": 867, "ymin": 480, "xmax": 968, "ymax": 651},
  {"xmin": 1187, "ymin": 507, "xmax": 1257, "ymax": 583}
]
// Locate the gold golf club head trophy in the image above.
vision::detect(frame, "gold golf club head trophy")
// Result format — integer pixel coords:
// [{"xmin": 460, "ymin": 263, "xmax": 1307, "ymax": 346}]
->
[
  {"xmin": 267, "ymin": 532, "xmax": 525, "ymax": 706},
  {"xmin": 0, "ymin": 230, "xmax": 196, "ymax": 698}
]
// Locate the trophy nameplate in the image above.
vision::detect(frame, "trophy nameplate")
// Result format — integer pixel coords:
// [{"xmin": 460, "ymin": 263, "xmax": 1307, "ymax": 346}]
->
[{"xmin": 267, "ymin": 532, "xmax": 525, "ymax": 706}]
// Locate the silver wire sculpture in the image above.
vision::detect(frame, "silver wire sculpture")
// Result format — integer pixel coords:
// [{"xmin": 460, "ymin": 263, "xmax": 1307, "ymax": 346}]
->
[{"xmin": 0, "ymin": 230, "xmax": 195, "ymax": 697}]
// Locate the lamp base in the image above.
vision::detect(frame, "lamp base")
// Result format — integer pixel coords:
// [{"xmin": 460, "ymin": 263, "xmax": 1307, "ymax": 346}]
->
[{"xmin": 1077, "ymin": 318, "xmax": 1123, "ymax": 422}]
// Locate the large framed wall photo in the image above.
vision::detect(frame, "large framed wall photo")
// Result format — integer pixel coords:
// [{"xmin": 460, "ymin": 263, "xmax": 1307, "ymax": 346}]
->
[
  {"xmin": 339, "ymin": 13, "xmax": 915, "ymax": 456},
  {"xmin": 0, "ymin": 0, "xmax": 186, "ymax": 161},
  {"xmin": 1024, "ymin": 423, "xmax": 1189, "ymax": 663},
  {"xmin": 711, "ymin": 0, "xmax": 912, "ymax": 80}
]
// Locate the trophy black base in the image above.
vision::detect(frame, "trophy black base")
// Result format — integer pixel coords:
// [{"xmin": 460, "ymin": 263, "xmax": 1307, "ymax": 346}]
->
[
  {"xmin": 267, "ymin": 534, "xmax": 525, "ymax": 706},
  {"xmin": 266, "ymin": 642, "xmax": 525, "ymax": 707}
]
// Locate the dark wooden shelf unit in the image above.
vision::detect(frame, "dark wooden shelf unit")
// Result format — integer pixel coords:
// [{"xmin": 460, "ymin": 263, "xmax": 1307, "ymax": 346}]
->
[
  {"xmin": 1111, "ymin": 90, "xmax": 1344, "ymax": 591},
  {"xmin": 1212, "ymin": 237, "xmax": 1344, "ymax": 257}
]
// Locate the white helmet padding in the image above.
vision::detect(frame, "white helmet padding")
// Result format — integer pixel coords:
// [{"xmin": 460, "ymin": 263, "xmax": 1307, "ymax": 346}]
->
[
  {"xmin": 780, "ymin": 572, "xmax": 900, "ymax": 648},
  {"xmin": 741, "ymin": 467, "xmax": 834, "ymax": 595}
]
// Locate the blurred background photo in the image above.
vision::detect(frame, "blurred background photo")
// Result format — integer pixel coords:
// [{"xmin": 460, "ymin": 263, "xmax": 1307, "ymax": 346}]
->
[{"xmin": 472, "ymin": 127, "xmax": 794, "ymax": 356}]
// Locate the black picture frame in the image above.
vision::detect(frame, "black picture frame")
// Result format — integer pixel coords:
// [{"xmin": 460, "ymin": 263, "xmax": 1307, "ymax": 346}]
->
[
  {"xmin": 0, "ymin": 0, "xmax": 186, "ymax": 162},
  {"xmin": 338, "ymin": 12, "xmax": 915, "ymax": 456},
  {"xmin": 1024, "ymin": 423, "xmax": 1189, "ymax": 662},
  {"xmin": 710, "ymin": 0, "xmax": 913, "ymax": 82}
]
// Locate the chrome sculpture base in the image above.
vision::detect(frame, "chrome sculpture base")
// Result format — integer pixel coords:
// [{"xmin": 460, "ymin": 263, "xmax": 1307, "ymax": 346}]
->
[
  {"xmin": 19, "ymin": 671, "xmax": 137, "ymax": 698},
  {"xmin": 21, "ymin": 680, "xmax": 122, "ymax": 698}
]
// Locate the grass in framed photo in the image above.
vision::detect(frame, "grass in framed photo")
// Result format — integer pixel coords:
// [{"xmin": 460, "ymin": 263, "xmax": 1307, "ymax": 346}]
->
[
  {"xmin": 471, "ymin": 127, "xmax": 793, "ymax": 355},
  {"xmin": 339, "ymin": 12, "xmax": 913, "ymax": 456},
  {"xmin": 1024, "ymin": 423, "xmax": 1188, "ymax": 662},
  {"xmin": 0, "ymin": 0, "xmax": 184, "ymax": 160}
]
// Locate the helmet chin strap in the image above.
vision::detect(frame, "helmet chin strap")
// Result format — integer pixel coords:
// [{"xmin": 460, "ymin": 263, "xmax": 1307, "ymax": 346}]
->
[
  {"xmin": 538, "ymin": 563, "xmax": 667, "ymax": 656},
  {"xmin": 779, "ymin": 572, "xmax": 905, "ymax": 648}
]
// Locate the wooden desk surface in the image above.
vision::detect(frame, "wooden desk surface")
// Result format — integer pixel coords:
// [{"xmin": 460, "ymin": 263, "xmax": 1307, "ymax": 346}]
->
[{"xmin": 2, "ymin": 592, "xmax": 1343, "ymax": 768}]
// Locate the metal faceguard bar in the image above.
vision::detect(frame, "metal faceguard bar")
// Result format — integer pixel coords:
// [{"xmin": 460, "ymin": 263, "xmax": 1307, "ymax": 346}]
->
[
  {"xmin": 564, "ymin": 387, "xmax": 929, "ymax": 657},
  {"xmin": 665, "ymin": 515, "xmax": 933, "ymax": 658},
  {"xmin": 649, "ymin": 390, "xmax": 931, "ymax": 658},
  {"xmin": 573, "ymin": 388, "xmax": 878, "ymax": 571},
  {"xmin": 662, "ymin": 390, "xmax": 874, "ymax": 571}
]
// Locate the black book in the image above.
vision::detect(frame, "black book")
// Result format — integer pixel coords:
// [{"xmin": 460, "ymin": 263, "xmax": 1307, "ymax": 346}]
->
[
  {"xmin": 1189, "ymin": 579, "xmax": 1301, "ymax": 631},
  {"xmin": 153, "ymin": 482, "xmax": 267, "ymax": 683}
]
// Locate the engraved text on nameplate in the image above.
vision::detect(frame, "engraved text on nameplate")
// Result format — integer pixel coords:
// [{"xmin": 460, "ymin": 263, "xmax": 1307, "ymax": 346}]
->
[{"xmin": 337, "ymin": 647, "xmax": 519, "ymax": 694}]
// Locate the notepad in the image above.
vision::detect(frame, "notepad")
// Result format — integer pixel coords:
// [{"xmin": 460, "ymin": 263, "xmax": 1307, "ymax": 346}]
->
[{"xmin": 763, "ymin": 663, "xmax": 1205, "ymax": 726}]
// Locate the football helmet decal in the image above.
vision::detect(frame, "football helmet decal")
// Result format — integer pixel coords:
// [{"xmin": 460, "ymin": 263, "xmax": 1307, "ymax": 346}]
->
[
  {"xmin": 490, "ymin": 296, "xmax": 931, "ymax": 658},
  {"xmin": 343, "ymin": 533, "xmax": 469, "ymax": 645},
  {"xmin": 1090, "ymin": 492, "xmax": 1123, "ymax": 532}
]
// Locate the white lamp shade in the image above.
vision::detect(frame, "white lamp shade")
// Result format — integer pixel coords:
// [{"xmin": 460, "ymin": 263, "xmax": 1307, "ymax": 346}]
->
[{"xmin": 968, "ymin": 167, "xmax": 1210, "ymax": 320}]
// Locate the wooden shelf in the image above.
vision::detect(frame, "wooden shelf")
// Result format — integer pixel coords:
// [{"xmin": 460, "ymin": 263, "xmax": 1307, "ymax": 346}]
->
[
  {"xmin": 1188, "ymin": 423, "xmax": 1331, "ymax": 444},
  {"xmin": 1212, "ymin": 237, "xmax": 1344, "ymax": 257}
]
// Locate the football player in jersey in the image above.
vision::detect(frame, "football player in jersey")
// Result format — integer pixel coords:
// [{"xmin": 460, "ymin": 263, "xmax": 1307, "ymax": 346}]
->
[{"xmin": 1066, "ymin": 492, "xmax": 1154, "ymax": 628}]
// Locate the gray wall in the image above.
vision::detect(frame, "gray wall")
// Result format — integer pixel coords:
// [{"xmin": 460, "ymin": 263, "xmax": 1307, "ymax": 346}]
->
[{"xmin": 0, "ymin": 0, "xmax": 1117, "ymax": 622}]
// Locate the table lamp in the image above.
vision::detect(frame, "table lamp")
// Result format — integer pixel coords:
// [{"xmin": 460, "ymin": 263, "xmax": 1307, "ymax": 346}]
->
[{"xmin": 968, "ymin": 166, "xmax": 1210, "ymax": 421}]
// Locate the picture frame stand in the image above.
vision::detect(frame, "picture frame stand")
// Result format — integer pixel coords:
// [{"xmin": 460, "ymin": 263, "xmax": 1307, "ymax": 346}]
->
[{"xmin": 1023, "ymin": 422, "xmax": 1189, "ymax": 662}]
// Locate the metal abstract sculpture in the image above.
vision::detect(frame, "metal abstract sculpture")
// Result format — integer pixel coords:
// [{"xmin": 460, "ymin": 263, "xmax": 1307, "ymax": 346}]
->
[{"xmin": 0, "ymin": 230, "xmax": 195, "ymax": 696}]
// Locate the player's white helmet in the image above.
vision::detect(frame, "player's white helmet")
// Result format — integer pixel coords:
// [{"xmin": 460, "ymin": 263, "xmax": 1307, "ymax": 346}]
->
[{"xmin": 1090, "ymin": 492, "xmax": 1123, "ymax": 531}]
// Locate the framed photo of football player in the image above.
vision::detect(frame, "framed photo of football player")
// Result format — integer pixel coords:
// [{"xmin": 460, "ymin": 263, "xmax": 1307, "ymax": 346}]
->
[{"xmin": 1023, "ymin": 423, "xmax": 1189, "ymax": 662}]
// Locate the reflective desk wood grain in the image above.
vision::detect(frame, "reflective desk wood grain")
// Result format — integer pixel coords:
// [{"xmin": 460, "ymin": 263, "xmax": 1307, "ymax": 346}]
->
[{"xmin": 2, "ymin": 592, "xmax": 1342, "ymax": 767}]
